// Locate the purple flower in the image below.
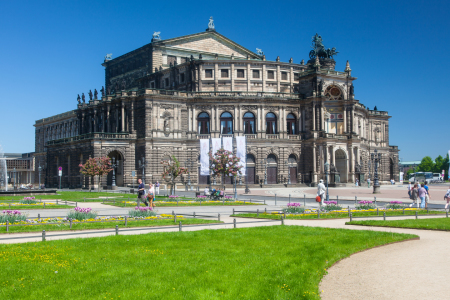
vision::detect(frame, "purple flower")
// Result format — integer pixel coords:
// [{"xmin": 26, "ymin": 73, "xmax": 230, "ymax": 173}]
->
[
  {"xmin": 390, "ymin": 201, "xmax": 402, "ymax": 204},
  {"xmin": 358, "ymin": 201, "xmax": 373, "ymax": 204},
  {"xmin": 324, "ymin": 201, "xmax": 337, "ymax": 205}
]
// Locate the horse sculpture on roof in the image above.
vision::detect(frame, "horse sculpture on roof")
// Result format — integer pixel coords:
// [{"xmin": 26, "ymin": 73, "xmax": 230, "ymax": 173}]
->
[{"xmin": 309, "ymin": 33, "xmax": 339, "ymax": 59}]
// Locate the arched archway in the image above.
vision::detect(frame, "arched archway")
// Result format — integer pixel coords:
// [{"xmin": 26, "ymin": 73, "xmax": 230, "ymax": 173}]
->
[
  {"xmin": 335, "ymin": 149, "xmax": 347, "ymax": 183},
  {"xmin": 107, "ymin": 151, "xmax": 124, "ymax": 187},
  {"xmin": 267, "ymin": 154, "xmax": 278, "ymax": 184},
  {"xmin": 246, "ymin": 154, "xmax": 256, "ymax": 184},
  {"xmin": 288, "ymin": 154, "xmax": 297, "ymax": 183}
]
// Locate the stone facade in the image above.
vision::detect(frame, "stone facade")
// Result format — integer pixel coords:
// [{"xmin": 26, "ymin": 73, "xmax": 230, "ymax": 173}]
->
[{"xmin": 34, "ymin": 28, "xmax": 399, "ymax": 188}]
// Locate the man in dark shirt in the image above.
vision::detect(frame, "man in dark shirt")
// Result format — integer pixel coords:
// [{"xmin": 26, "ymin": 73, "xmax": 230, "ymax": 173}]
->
[{"xmin": 137, "ymin": 179, "xmax": 148, "ymax": 206}]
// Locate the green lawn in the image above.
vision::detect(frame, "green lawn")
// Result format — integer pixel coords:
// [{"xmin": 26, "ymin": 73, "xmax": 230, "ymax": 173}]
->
[
  {"xmin": 0, "ymin": 218, "xmax": 219, "ymax": 234},
  {"xmin": 347, "ymin": 216, "xmax": 450, "ymax": 231},
  {"xmin": 232, "ymin": 209, "xmax": 444, "ymax": 220},
  {"xmin": 0, "ymin": 226, "xmax": 416, "ymax": 299},
  {"xmin": 103, "ymin": 200, "xmax": 259, "ymax": 207},
  {"xmin": 0, "ymin": 191, "xmax": 135, "ymax": 201},
  {"xmin": 0, "ymin": 204, "xmax": 73, "ymax": 210}
]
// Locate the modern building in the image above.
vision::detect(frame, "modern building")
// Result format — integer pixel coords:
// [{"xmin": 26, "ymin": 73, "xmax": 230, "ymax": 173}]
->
[
  {"xmin": 34, "ymin": 19, "xmax": 399, "ymax": 189},
  {"xmin": 4, "ymin": 153, "xmax": 35, "ymax": 186}
]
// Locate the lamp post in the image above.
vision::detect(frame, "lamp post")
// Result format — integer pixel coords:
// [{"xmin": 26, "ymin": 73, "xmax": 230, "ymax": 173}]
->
[
  {"xmin": 371, "ymin": 149, "xmax": 382, "ymax": 194},
  {"xmin": 13, "ymin": 167, "xmax": 16, "ymax": 190},
  {"xmin": 111, "ymin": 157, "xmax": 117, "ymax": 188},
  {"xmin": 38, "ymin": 164, "xmax": 42, "ymax": 189},
  {"xmin": 138, "ymin": 157, "xmax": 145, "ymax": 185},
  {"xmin": 324, "ymin": 162, "xmax": 330, "ymax": 201}
]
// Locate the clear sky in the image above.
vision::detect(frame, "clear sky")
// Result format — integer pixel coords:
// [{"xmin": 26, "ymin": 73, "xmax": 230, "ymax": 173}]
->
[{"xmin": 0, "ymin": 0, "xmax": 448, "ymax": 161}]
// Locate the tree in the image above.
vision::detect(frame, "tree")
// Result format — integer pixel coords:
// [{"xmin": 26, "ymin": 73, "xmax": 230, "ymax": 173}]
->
[
  {"xmin": 434, "ymin": 155, "xmax": 445, "ymax": 173},
  {"xmin": 417, "ymin": 156, "xmax": 435, "ymax": 172},
  {"xmin": 209, "ymin": 148, "xmax": 243, "ymax": 189},
  {"xmin": 161, "ymin": 156, "xmax": 188, "ymax": 195},
  {"xmin": 79, "ymin": 157, "xmax": 113, "ymax": 192}
]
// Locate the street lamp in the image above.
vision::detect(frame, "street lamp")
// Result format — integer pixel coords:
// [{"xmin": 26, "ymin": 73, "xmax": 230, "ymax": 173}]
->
[
  {"xmin": 111, "ymin": 157, "xmax": 117, "ymax": 188},
  {"xmin": 324, "ymin": 162, "xmax": 330, "ymax": 201},
  {"xmin": 371, "ymin": 149, "xmax": 382, "ymax": 194},
  {"xmin": 38, "ymin": 164, "xmax": 42, "ymax": 189},
  {"xmin": 138, "ymin": 157, "xmax": 145, "ymax": 185}
]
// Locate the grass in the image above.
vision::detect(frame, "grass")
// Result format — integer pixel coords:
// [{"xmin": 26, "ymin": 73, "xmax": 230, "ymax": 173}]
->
[
  {"xmin": 232, "ymin": 208, "xmax": 445, "ymax": 220},
  {"xmin": 0, "ymin": 218, "xmax": 219, "ymax": 234},
  {"xmin": 0, "ymin": 204, "xmax": 73, "ymax": 210},
  {"xmin": 347, "ymin": 216, "xmax": 450, "ymax": 231},
  {"xmin": 0, "ymin": 226, "xmax": 416, "ymax": 299},
  {"xmin": 0, "ymin": 191, "xmax": 135, "ymax": 201},
  {"xmin": 103, "ymin": 200, "xmax": 260, "ymax": 207}
]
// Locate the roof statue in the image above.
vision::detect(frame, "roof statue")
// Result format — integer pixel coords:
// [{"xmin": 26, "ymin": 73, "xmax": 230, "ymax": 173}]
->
[
  {"xmin": 152, "ymin": 31, "xmax": 161, "ymax": 42},
  {"xmin": 104, "ymin": 53, "xmax": 112, "ymax": 61},
  {"xmin": 77, "ymin": 94, "xmax": 81, "ymax": 104},
  {"xmin": 309, "ymin": 33, "xmax": 339, "ymax": 59},
  {"xmin": 256, "ymin": 48, "xmax": 264, "ymax": 56},
  {"xmin": 207, "ymin": 16, "xmax": 215, "ymax": 31}
]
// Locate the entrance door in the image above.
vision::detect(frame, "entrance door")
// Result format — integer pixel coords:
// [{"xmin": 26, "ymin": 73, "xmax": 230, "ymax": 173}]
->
[
  {"xmin": 335, "ymin": 149, "xmax": 347, "ymax": 183},
  {"xmin": 198, "ymin": 167, "xmax": 210, "ymax": 185},
  {"xmin": 289, "ymin": 167, "xmax": 297, "ymax": 184},
  {"xmin": 247, "ymin": 167, "xmax": 255, "ymax": 184},
  {"xmin": 267, "ymin": 167, "xmax": 277, "ymax": 184}
]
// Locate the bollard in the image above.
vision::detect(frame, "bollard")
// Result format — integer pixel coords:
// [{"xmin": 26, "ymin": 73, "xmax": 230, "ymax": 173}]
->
[
  {"xmin": 44, "ymin": 202, "xmax": 46, "ymax": 208},
  {"xmin": 125, "ymin": 216, "xmax": 128, "ymax": 226},
  {"xmin": 337, "ymin": 195, "xmax": 339, "ymax": 206},
  {"xmin": 348, "ymin": 206, "xmax": 350, "ymax": 217},
  {"xmin": 377, "ymin": 208, "xmax": 379, "ymax": 215},
  {"xmin": 284, "ymin": 212, "xmax": 286, "ymax": 218},
  {"xmin": 218, "ymin": 213, "xmax": 221, "ymax": 221},
  {"xmin": 427, "ymin": 208, "xmax": 429, "ymax": 214},
  {"xmin": 6, "ymin": 220, "xmax": 9, "ymax": 232},
  {"xmin": 304, "ymin": 194, "xmax": 306, "ymax": 207},
  {"xmin": 355, "ymin": 196, "xmax": 357, "ymax": 204},
  {"xmin": 415, "ymin": 211, "xmax": 418, "ymax": 219},
  {"xmin": 114, "ymin": 199, "xmax": 116, "ymax": 205},
  {"xmin": 38, "ymin": 213, "xmax": 41, "ymax": 222},
  {"xmin": 318, "ymin": 209, "xmax": 320, "ymax": 219},
  {"xmin": 383, "ymin": 212, "xmax": 386, "ymax": 221},
  {"xmin": 264, "ymin": 199, "xmax": 266, "ymax": 205},
  {"xmin": 70, "ymin": 219, "xmax": 73, "ymax": 229},
  {"xmin": 174, "ymin": 213, "xmax": 177, "ymax": 223},
  {"xmin": 65, "ymin": 201, "xmax": 67, "ymax": 206},
  {"xmin": 115, "ymin": 225, "xmax": 119, "ymax": 235},
  {"xmin": 374, "ymin": 197, "xmax": 377, "ymax": 205},
  {"xmin": 76, "ymin": 201, "xmax": 78, "ymax": 207},
  {"xmin": 233, "ymin": 208, "xmax": 235, "ymax": 215},
  {"xmin": 275, "ymin": 194, "xmax": 277, "ymax": 206},
  {"xmin": 177, "ymin": 200, "xmax": 179, "ymax": 206},
  {"xmin": 193, "ymin": 212, "xmax": 196, "ymax": 218},
  {"xmin": 281, "ymin": 216, "xmax": 284, "ymax": 225},
  {"xmin": 39, "ymin": 198, "xmax": 42, "ymax": 203},
  {"xmin": 42, "ymin": 230, "xmax": 46, "ymax": 242},
  {"xmin": 289, "ymin": 194, "xmax": 291, "ymax": 202},
  {"xmin": 233, "ymin": 218, "xmax": 237, "ymax": 228},
  {"xmin": 200, "ymin": 200, "xmax": 202, "ymax": 206},
  {"xmin": 222, "ymin": 199, "xmax": 225, "ymax": 205},
  {"xmin": 403, "ymin": 207, "xmax": 405, "ymax": 215},
  {"xmin": 172, "ymin": 210, "xmax": 174, "ymax": 216},
  {"xmin": 265, "ymin": 207, "xmax": 267, "ymax": 213},
  {"xmin": 257, "ymin": 209, "xmax": 259, "ymax": 217},
  {"xmin": 350, "ymin": 212, "xmax": 352, "ymax": 222}
]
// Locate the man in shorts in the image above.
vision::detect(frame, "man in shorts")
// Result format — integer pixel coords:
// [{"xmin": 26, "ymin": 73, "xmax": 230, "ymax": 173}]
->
[{"xmin": 137, "ymin": 179, "xmax": 148, "ymax": 206}]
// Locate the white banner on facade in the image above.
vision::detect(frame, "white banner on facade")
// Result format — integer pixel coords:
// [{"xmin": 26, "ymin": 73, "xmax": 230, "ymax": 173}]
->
[
  {"xmin": 211, "ymin": 138, "xmax": 221, "ymax": 156},
  {"xmin": 223, "ymin": 137, "xmax": 233, "ymax": 152},
  {"xmin": 236, "ymin": 136, "xmax": 246, "ymax": 175},
  {"xmin": 200, "ymin": 139, "xmax": 210, "ymax": 176}
]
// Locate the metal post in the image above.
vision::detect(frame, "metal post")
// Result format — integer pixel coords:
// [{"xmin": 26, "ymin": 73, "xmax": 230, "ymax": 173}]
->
[
  {"xmin": 70, "ymin": 219, "xmax": 72, "ymax": 229},
  {"xmin": 218, "ymin": 213, "xmax": 220, "ymax": 221},
  {"xmin": 383, "ymin": 212, "xmax": 386, "ymax": 221},
  {"xmin": 84, "ymin": 197, "xmax": 86, "ymax": 202},
  {"xmin": 348, "ymin": 206, "xmax": 350, "ymax": 217},
  {"xmin": 257, "ymin": 209, "xmax": 259, "ymax": 217},
  {"xmin": 193, "ymin": 212, "xmax": 196, "ymax": 218},
  {"xmin": 233, "ymin": 218, "xmax": 236, "ymax": 228},
  {"xmin": 336, "ymin": 195, "xmax": 339, "ymax": 206},
  {"xmin": 289, "ymin": 194, "xmax": 291, "ymax": 202},
  {"xmin": 233, "ymin": 208, "xmax": 235, "ymax": 215},
  {"xmin": 44, "ymin": 202, "xmax": 46, "ymax": 208},
  {"xmin": 275, "ymin": 194, "xmax": 277, "ymax": 206},
  {"xmin": 281, "ymin": 216, "xmax": 284, "ymax": 225},
  {"xmin": 174, "ymin": 213, "xmax": 177, "ymax": 223},
  {"xmin": 304, "ymin": 194, "xmax": 306, "ymax": 207},
  {"xmin": 6, "ymin": 220, "xmax": 9, "ymax": 232},
  {"xmin": 115, "ymin": 225, "xmax": 119, "ymax": 235},
  {"xmin": 38, "ymin": 213, "xmax": 40, "ymax": 222},
  {"xmin": 318, "ymin": 209, "xmax": 320, "ymax": 219},
  {"xmin": 125, "ymin": 216, "xmax": 128, "ymax": 226},
  {"xmin": 76, "ymin": 201, "xmax": 77, "ymax": 207},
  {"xmin": 355, "ymin": 196, "xmax": 357, "ymax": 204},
  {"xmin": 42, "ymin": 230, "xmax": 46, "ymax": 241},
  {"xmin": 374, "ymin": 197, "xmax": 376, "ymax": 205},
  {"xmin": 350, "ymin": 213, "xmax": 352, "ymax": 222},
  {"xmin": 179, "ymin": 221, "xmax": 182, "ymax": 231},
  {"xmin": 403, "ymin": 207, "xmax": 405, "ymax": 215},
  {"xmin": 447, "ymin": 211, "xmax": 448, "ymax": 218},
  {"xmin": 415, "ymin": 211, "xmax": 418, "ymax": 219},
  {"xmin": 377, "ymin": 207, "xmax": 379, "ymax": 215}
]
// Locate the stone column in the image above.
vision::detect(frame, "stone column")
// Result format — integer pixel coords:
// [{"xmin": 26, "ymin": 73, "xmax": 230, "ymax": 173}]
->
[
  {"xmin": 312, "ymin": 105, "xmax": 316, "ymax": 131},
  {"xmin": 130, "ymin": 100, "xmax": 135, "ymax": 133},
  {"xmin": 115, "ymin": 105, "xmax": 119, "ymax": 133},
  {"xmin": 312, "ymin": 145, "xmax": 317, "ymax": 183},
  {"xmin": 262, "ymin": 64, "xmax": 266, "ymax": 92},
  {"xmin": 343, "ymin": 109, "xmax": 347, "ymax": 133},
  {"xmin": 192, "ymin": 106, "xmax": 196, "ymax": 135},
  {"xmin": 214, "ymin": 63, "xmax": 218, "ymax": 91},
  {"xmin": 121, "ymin": 102, "xmax": 125, "ymax": 132},
  {"xmin": 156, "ymin": 103, "xmax": 160, "ymax": 137},
  {"xmin": 247, "ymin": 63, "xmax": 251, "ymax": 92},
  {"xmin": 276, "ymin": 65, "xmax": 280, "ymax": 93},
  {"xmin": 233, "ymin": 105, "xmax": 237, "ymax": 134},
  {"xmin": 231, "ymin": 63, "xmax": 235, "ymax": 91}
]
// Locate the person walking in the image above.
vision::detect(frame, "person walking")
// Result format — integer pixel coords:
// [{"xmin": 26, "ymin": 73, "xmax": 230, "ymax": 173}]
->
[
  {"xmin": 423, "ymin": 181, "xmax": 430, "ymax": 209},
  {"xmin": 367, "ymin": 178, "xmax": 371, "ymax": 188},
  {"xmin": 444, "ymin": 185, "xmax": 450, "ymax": 211},
  {"xmin": 137, "ymin": 179, "xmax": 148, "ymax": 206},
  {"xmin": 418, "ymin": 184, "xmax": 427, "ymax": 208},
  {"xmin": 317, "ymin": 179, "xmax": 326, "ymax": 206},
  {"xmin": 409, "ymin": 183, "xmax": 419, "ymax": 208},
  {"xmin": 355, "ymin": 179, "xmax": 359, "ymax": 187},
  {"xmin": 408, "ymin": 182, "xmax": 412, "ymax": 198},
  {"xmin": 147, "ymin": 183, "xmax": 155, "ymax": 208},
  {"xmin": 155, "ymin": 181, "xmax": 160, "ymax": 195}
]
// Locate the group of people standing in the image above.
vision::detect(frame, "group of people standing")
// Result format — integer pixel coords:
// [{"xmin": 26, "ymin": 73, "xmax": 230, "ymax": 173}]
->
[
  {"xmin": 137, "ymin": 179, "xmax": 160, "ymax": 207},
  {"xmin": 408, "ymin": 181, "xmax": 430, "ymax": 208}
]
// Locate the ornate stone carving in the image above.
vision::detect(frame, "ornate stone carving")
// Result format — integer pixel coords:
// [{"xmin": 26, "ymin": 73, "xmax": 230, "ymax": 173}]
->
[
  {"xmin": 195, "ymin": 105, "xmax": 211, "ymax": 110},
  {"xmin": 160, "ymin": 104, "xmax": 173, "ymax": 109},
  {"xmin": 242, "ymin": 105, "xmax": 257, "ymax": 110}
]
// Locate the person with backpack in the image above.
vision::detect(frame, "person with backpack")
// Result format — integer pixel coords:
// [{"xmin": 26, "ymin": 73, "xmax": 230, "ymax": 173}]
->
[{"xmin": 409, "ymin": 183, "xmax": 419, "ymax": 208}]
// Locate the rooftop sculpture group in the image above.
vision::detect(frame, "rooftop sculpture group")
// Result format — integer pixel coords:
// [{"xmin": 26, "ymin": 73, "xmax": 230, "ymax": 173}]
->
[
  {"xmin": 309, "ymin": 33, "xmax": 339, "ymax": 59},
  {"xmin": 77, "ymin": 86, "xmax": 105, "ymax": 104}
]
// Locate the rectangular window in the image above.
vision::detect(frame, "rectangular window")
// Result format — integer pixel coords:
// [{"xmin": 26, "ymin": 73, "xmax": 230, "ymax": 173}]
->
[
  {"xmin": 205, "ymin": 69, "xmax": 213, "ymax": 78},
  {"xmin": 180, "ymin": 73, "xmax": 185, "ymax": 83},
  {"xmin": 221, "ymin": 69, "xmax": 229, "ymax": 78},
  {"xmin": 236, "ymin": 69, "xmax": 245, "ymax": 78},
  {"xmin": 252, "ymin": 70, "xmax": 260, "ymax": 79},
  {"xmin": 165, "ymin": 78, "xmax": 169, "ymax": 87},
  {"xmin": 267, "ymin": 70, "xmax": 274, "ymax": 80},
  {"xmin": 281, "ymin": 72, "xmax": 288, "ymax": 80},
  {"xmin": 167, "ymin": 55, "xmax": 176, "ymax": 65}
]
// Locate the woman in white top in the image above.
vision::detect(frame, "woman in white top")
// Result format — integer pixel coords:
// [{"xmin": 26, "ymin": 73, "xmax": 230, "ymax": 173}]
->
[
  {"xmin": 444, "ymin": 185, "xmax": 450, "ymax": 211},
  {"xmin": 317, "ymin": 179, "xmax": 326, "ymax": 206},
  {"xmin": 147, "ymin": 183, "xmax": 155, "ymax": 208}
]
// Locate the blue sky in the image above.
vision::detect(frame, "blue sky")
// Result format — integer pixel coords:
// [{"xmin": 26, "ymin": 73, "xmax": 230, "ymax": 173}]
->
[{"xmin": 0, "ymin": 0, "xmax": 448, "ymax": 161}]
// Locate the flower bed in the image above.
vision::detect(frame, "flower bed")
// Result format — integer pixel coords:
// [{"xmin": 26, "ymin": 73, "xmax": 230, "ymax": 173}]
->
[
  {"xmin": 386, "ymin": 201, "xmax": 403, "ymax": 210},
  {"xmin": 356, "ymin": 200, "xmax": 376, "ymax": 210},
  {"xmin": 129, "ymin": 206, "xmax": 156, "ymax": 218},
  {"xmin": 322, "ymin": 201, "xmax": 342, "ymax": 212},
  {"xmin": 0, "ymin": 202, "xmax": 58, "ymax": 207},
  {"xmin": 67, "ymin": 207, "xmax": 98, "ymax": 221},
  {"xmin": 283, "ymin": 203, "xmax": 305, "ymax": 214},
  {"xmin": 20, "ymin": 197, "xmax": 37, "ymax": 204},
  {"xmin": 168, "ymin": 195, "xmax": 179, "ymax": 198},
  {"xmin": 0, "ymin": 210, "xmax": 28, "ymax": 224}
]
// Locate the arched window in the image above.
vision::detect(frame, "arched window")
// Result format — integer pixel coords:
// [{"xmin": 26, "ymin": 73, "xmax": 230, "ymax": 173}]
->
[
  {"xmin": 220, "ymin": 112, "xmax": 233, "ymax": 134},
  {"xmin": 197, "ymin": 112, "xmax": 210, "ymax": 134},
  {"xmin": 243, "ymin": 112, "xmax": 255, "ymax": 134},
  {"xmin": 286, "ymin": 113, "xmax": 296, "ymax": 134},
  {"xmin": 266, "ymin": 113, "xmax": 277, "ymax": 134}
]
